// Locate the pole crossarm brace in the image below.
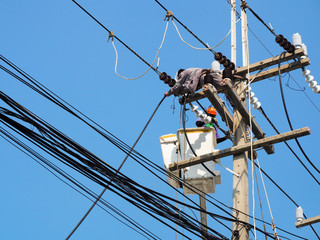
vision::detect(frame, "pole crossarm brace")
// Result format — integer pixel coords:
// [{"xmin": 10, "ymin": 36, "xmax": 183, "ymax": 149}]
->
[
  {"xmin": 168, "ymin": 127, "xmax": 310, "ymax": 171},
  {"xmin": 202, "ymin": 83, "xmax": 234, "ymax": 131},
  {"xmin": 234, "ymin": 48, "xmax": 306, "ymax": 75},
  {"xmin": 221, "ymin": 78, "xmax": 274, "ymax": 154},
  {"xmin": 180, "ymin": 88, "xmax": 223, "ymax": 104},
  {"xmin": 248, "ymin": 57, "xmax": 310, "ymax": 83},
  {"xmin": 295, "ymin": 215, "xmax": 320, "ymax": 228}
]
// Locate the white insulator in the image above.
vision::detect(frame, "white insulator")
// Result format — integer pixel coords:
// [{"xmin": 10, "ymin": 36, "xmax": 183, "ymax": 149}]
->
[
  {"xmin": 305, "ymin": 75, "xmax": 314, "ymax": 83},
  {"xmin": 296, "ymin": 206, "xmax": 304, "ymax": 222},
  {"xmin": 253, "ymin": 102, "xmax": 261, "ymax": 109},
  {"xmin": 190, "ymin": 103, "xmax": 198, "ymax": 112},
  {"xmin": 313, "ymin": 85, "xmax": 320, "ymax": 93},
  {"xmin": 302, "ymin": 69, "xmax": 310, "ymax": 77},
  {"xmin": 301, "ymin": 43, "xmax": 308, "ymax": 57},
  {"xmin": 203, "ymin": 116, "xmax": 212, "ymax": 124},
  {"xmin": 292, "ymin": 33, "xmax": 302, "ymax": 47},
  {"xmin": 249, "ymin": 91, "xmax": 255, "ymax": 98},
  {"xmin": 250, "ymin": 97, "xmax": 258, "ymax": 104},
  {"xmin": 211, "ymin": 60, "xmax": 221, "ymax": 74},
  {"xmin": 309, "ymin": 80, "xmax": 318, "ymax": 88}
]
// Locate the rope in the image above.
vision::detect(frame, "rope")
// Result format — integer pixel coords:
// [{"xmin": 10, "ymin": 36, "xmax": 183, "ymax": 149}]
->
[
  {"xmin": 66, "ymin": 95, "xmax": 166, "ymax": 239},
  {"xmin": 112, "ymin": 21, "xmax": 169, "ymax": 80},
  {"xmin": 172, "ymin": 17, "xmax": 241, "ymax": 50},
  {"xmin": 255, "ymin": 157, "xmax": 279, "ymax": 239},
  {"xmin": 253, "ymin": 162, "xmax": 268, "ymax": 240}
]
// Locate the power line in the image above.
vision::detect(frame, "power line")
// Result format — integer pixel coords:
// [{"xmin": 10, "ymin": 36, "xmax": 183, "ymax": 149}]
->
[
  {"xmin": 0, "ymin": 59, "xmax": 307, "ymax": 239},
  {"xmin": 71, "ymin": 0, "xmax": 160, "ymax": 75},
  {"xmin": 66, "ymin": 95, "xmax": 166, "ymax": 239},
  {"xmin": 0, "ymin": 92, "xmax": 230, "ymax": 240},
  {"xmin": 0, "ymin": 127, "xmax": 161, "ymax": 240}
]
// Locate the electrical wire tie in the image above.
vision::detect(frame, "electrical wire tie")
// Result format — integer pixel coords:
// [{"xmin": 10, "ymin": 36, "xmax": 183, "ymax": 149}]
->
[
  {"xmin": 240, "ymin": 1, "xmax": 248, "ymax": 9},
  {"xmin": 164, "ymin": 10, "xmax": 174, "ymax": 21},
  {"xmin": 107, "ymin": 31, "xmax": 115, "ymax": 42}
]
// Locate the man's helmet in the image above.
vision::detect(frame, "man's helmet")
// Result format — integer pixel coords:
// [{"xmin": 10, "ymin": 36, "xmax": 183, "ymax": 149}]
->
[{"xmin": 207, "ymin": 107, "xmax": 217, "ymax": 116}]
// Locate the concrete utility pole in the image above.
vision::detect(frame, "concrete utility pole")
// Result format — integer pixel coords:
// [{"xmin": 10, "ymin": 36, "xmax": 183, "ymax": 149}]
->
[
  {"xmin": 231, "ymin": 0, "xmax": 237, "ymax": 65},
  {"xmin": 232, "ymin": 1, "xmax": 249, "ymax": 239}
]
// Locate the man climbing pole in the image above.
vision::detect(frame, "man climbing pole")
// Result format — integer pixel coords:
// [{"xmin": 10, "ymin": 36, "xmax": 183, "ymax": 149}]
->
[{"xmin": 163, "ymin": 60, "xmax": 223, "ymax": 97}]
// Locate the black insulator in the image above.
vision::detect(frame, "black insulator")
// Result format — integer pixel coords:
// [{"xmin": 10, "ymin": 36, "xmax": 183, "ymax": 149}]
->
[
  {"xmin": 219, "ymin": 55, "xmax": 227, "ymax": 64},
  {"xmin": 279, "ymin": 38, "xmax": 288, "ymax": 47},
  {"xmin": 223, "ymin": 59, "xmax": 231, "ymax": 68},
  {"xmin": 284, "ymin": 42, "xmax": 291, "ymax": 51},
  {"xmin": 214, "ymin": 52, "xmax": 223, "ymax": 61},
  {"xmin": 164, "ymin": 76, "xmax": 172, "ymax": 84},
  {"xmin": 204, "ymin": 71, "xmax": 214, "ymax": 84},
  {"xmin": 275, "ymin": 34, "xmax": 284, "ymax": 44},
  {"xmin": 222, "ymin": 68, "xmax": 233, "ymax": 80},
  {"xmin": 229, "ymin": 62, "xmax": 235, "ymax": 70},
  {"xmin": 288, "ymin": 44, "xmax": 295, "ymax": 53},
  {"xmin": 168, "ymin": 79, "xmax": 176, "ymax": 87},
  {"xmin": 159, "ymin": 72, "xmax": 167, "ymax": 81}
]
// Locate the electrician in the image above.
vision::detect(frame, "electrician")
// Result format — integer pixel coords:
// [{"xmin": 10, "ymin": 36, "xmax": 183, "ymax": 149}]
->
[
  {"xmin": 195, "ymin": 107, "xmax": 229, "ymax": 144},
  {"xmin": 164, "ymin": 61, "xmax": 222, "ymax": 97}
]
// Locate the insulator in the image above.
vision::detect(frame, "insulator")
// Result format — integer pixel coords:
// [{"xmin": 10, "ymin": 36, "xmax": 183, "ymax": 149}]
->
[
  {"xmin": 296, "ymin": 206, "xmax": 304, "ymax": 222},
  {"xmin": 305, "ymin": 75, "xmax": 314, "ymax": 83},
  {"xmin": 288, "ymin": 44, "xmax": 295, "ymax": 53},
  {"xmin": 248, "ymin": 91, "xmax": 255, "ymax": 98},
  {"xmin": 275, "ymin": 34, "xmax": 284, "ymax": 44},
  {"xmin": 168, "ymin": 79, "xmax": 176, "ymax": 87},
  {"xmin": 253, "ymin": 102, "xmax": 261, "ymax": 109},
  {"xmin": 313, "ymin": 85, "xmax": 320, "ymax": 93},
  {"xmin": 219, "ymin": 55, "xmax": 227, "ymax": 65},
  {"xmin": 159, "ymin": 72, "xmax": 167, "ymax": 81},
  {"xmin": 250, "ymin": 97, "xmax": 258, "ymax": 104},
  {"xmin": 284, "ymin": 42, "xmax": 291, "ymax": 51},
  {"xmin": 229, "ymin": 62, "xmax": 235, "ymax": 70},
  {"xmin": 222, "ymin": 68, "xmax": 233, "ymax": 79},
  {"xmin": 279, "ymin": 38, "xmax": 288, "ymax": 47},
  {"xmin": 163, "ymin": 76, "xmax": 171, "ymax": 84},
  {"xmin": 214, "ymin": 52, "xmax": 223, "ymax": 61},
  {"xmin": 302, "ymin": 69, "xmax": 310, "ymax": 77},
  {"xmin": 309, "ymin": 80, "xmax": 318, "ymax": 88},
  {"xmin": 223, "ymin": 59, "xmax": 231, "ymax": 68},
  {"xmin": 292, "ymin": 33, "xmax": 302, "ymax": 47}
]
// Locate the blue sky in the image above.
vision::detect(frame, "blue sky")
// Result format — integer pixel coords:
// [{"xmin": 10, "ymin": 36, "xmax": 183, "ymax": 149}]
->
[{"xmin": 0, "ymin": 0, "xmax": 320, "ymax": 239}]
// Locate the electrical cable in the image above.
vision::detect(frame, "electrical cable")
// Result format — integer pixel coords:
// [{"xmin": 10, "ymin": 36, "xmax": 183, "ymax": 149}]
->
[
  {"xmin": 172, "ymin": 18, "xmax": 241, "ymax": 51},
  {"xmin": 0, "ymin": 56, "xmax": 308, "ymax": 240},
  {"xmin": 153, "ymin": 0, "xmax": 216, "ymax": 55},
  {"xmin": 0, "ymin": 55, "xmax": 236, "ymax": 234},
  {"xmin": 72, "ymin": 0, "xmax": 160, "ymax": 75},
  {"xmin": 241, "ymin": 1, "xmax": 276, "ymax": 37},
  {"xmin": 0, "ymin": 92, "xmax": 229, "ymax": 240},
  {"xmin": 182, "ymin": 94, "xmax": 217, "ymax": 177},
  {"xmin": 66, "ymin": 95, "xmax": 166, "ymax": 239},
  {"xmin": 112, "ymin": 20, "xmax": 169, "ymax": 80},
  {"xmin": 278, "ymin": 53, "xmax": 320, "ymax": 175},
  {"xmin": 0, "ymin": 127, "xmax": 161, "ymax": 240}
]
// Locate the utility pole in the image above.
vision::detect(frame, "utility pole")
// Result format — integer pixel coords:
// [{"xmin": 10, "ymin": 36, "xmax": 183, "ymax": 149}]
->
[
  {"xmin": 231, "ymin": 0, "xmax": 237, "ymax": 65},
  {"xmin": 232, "ymin": 1, "xmax": 249, "ymax": 239}
]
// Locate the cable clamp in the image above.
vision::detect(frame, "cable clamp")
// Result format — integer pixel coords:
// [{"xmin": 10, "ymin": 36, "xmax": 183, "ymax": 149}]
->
[
  {"xmin": 107, "ymin": 31, "xmax": 115, "ymax": 42},
  {"xmin": 240, "ymin": 1, "xmax": 248, "ymax": 9},
  {"xmin": 164, "ymin": 10, "xmax": 174, "ymax": 21}
]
